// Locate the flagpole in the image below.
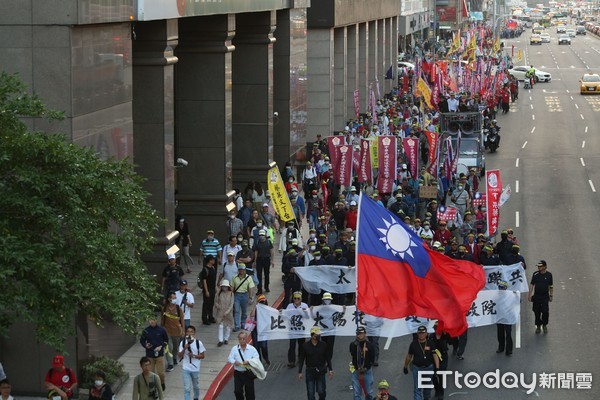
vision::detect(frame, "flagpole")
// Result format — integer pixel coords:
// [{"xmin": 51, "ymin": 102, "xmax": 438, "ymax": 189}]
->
[{"xmin": 515, "ymin": 301, "xmax": 521, "ymax": 349}]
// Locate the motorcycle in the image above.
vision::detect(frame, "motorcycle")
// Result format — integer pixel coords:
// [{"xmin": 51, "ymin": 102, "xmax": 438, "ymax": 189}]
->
[{"xmin": 487, "ymin": 129, "xmax": 499, "ymax": 153}]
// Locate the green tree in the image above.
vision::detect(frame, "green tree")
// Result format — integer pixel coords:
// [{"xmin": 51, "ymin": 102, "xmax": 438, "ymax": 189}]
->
[{"xmin": 0, "ymin": 72, "xmax": 163, "ymax": 350}]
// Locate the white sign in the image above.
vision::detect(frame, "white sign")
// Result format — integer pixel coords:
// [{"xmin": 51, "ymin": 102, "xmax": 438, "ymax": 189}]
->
[
  {"xmin": 483, "ymin": 263, "xmax": 528, "ymax": 292},
  {"xmin": 257, "ymin": 290, "xmax": 520, "ymax": 340},
  {"xmin": 294, "ymin": 265, "xmax": 356, "ymax": 294},
  {"xmin": 499, "ymin": 184, "xmax": 511, "ymax": 208}
]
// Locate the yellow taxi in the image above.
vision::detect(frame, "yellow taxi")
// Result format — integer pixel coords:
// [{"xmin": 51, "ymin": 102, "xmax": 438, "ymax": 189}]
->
[
  {"xmin": 530, "ymin": 34, "xmax": 542, "ymax": 45},
  {"xmin": 532, "ymin": 26, "xmax": 544, "ymax": 34},
  {"xmin": 580, "ymin": 73, "xmax": 600, "ymax": 94}
]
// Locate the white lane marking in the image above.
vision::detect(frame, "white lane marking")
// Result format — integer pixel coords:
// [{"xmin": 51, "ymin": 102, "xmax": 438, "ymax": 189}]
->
[
  {"xmin": 384, "ymin": 335, "xmax": 393, "ymax": 350},
  {"xmin": 575, "ymin": 104, "xmax": 579, "ymax": 109},
  {"xmin": 570, "ymin": 96, "xmax": 574, "ymax": 100},
  {"xmin": 532, "ymin": 114, "xmax": 535, "ymax": 121},
  {"xmin": 515, "ymin": 211, "xmax": 520, "ymax": 228},
  {"xmin": 566, "ymin": 89, "xmax": 570, "ymax": 93},
  {"xmin": 531, "ymin": 126, "xmax": 536, "ymax": 134},
  {"xmin": 529, "ymin": 96, "xmax": 532, "ymax": 101},
  {"xmin": 516, "ymin": 158, "xmax": 519, "ymax": 167},
  {"xmin": 530, "ymin": 104, "xmax": 534, "ymax": 109},
  {"xmin": 516, "ymin": 313, "xmax": 521, "ymax": 349},
  {"xmin": 581, "ymin": 158, "xmax": 586, "ymax": 167},
  {"xmin": 516, "ymin": 180, "xmax": 519, "ymax": 193},
  {"xmin": 581, "ymin": 114, "xmax": 585, "ymax": 120},
  {"xmin": 522, "ymin": 141, "xmax": 528, "ymax": 149},
  {"xmin": 582, "ymin": 140, "xmax": 586, "ymax": 148},
  {"xmin": 590, "ymin": 180, "xmax": 597, "ymax": 193},
  {"xmin": 585, "ymin": 126, "xmax": 589, "ymax": 133}
]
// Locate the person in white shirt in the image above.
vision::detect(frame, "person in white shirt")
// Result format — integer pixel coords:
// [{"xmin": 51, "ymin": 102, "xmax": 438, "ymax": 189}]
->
[
  {"xmin": 285, "ymin": 292, "xmax": 309, "ymax": 368},
  {"xmin": 219, "ymin": 252, "xmax": 239, "ymax": 285},
  {"xmin": 228, "ymin": 331, "xmax": 260, "ymax": 400},
  {"xmin": 447, "ymin": 92, "xmax": 459, "ymax": 112},
  {"xmin": 177, "ymin": 326, "xmax": 206, "ymax": 400},
  {"xmin": 175, "ymin": 280, "xmax": 195, "ymax": 328},
  {"xmin": 222, "ymin": 236, "xmax": 242, "ymax": 265}
]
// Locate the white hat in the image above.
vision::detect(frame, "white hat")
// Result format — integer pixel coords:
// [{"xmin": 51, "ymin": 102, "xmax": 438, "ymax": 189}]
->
[
  {"xmin": 344, "ymin": 126, "xmax": 350, "ymax": 131},
  {"xmin": 262, "ymin": 203, "xmax": 269, "ymax": 207},
  {"xmin": 402, "ymin": 163, "xmax": 407, "ymax": 169},
  {"xmin": 350, "ymin": 186, "xmax": 357, "ymax": 191},
  {"xmin": 220, "ymin": 279, "xmax": 231, "ymax": 287},
  {"xmin": 350, "ymin": 201, "xmax": 357, "ymax": 206},
  {"xmin": 259, "ymin": 229, "xmax": 266, "ymax": 235},
  {"xmin": 168, "ymin": 254, "xmax": 176, "ymax": 260}
]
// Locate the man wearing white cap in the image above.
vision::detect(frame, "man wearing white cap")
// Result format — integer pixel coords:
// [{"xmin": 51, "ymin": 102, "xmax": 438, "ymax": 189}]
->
[{"xmin": 346, "ymin": 187, "xmax": 359, "ymax": 204}]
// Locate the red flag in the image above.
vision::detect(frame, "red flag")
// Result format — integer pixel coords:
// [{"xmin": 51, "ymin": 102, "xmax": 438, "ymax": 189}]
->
[
  {"xmin": 357, "ymin": 195, "xmax": 485, "ymax": 337},
  {"xmin": 358, "ymin": 139, "xmax": 373, "ymax": 184},
  {"xmin": 425, "ymin": 131, "xmax": 440, "ymax": 176},
  {"xmin": 402, "ymin": 137, "xmax": 419, "ymax": 179},
  {"xmin": 377, "ymin": 136, "xmax": 397, "ymax": 194},
  {"xmin": 485, "ymin": 170, "xmax": 502, "ymax": 237},
  {"xmin": 327, "ymin": 136, "xmax": 343, "ymax": 170},
  {"xmin": 336, "ymin": 144, "xmax": 354, "ymax": 187}
]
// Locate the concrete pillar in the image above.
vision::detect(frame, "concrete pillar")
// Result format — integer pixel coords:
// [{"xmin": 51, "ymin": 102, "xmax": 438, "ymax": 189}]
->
[
  {"xmin": 378, "ymin": 19, "xmax": 387, "ymax": 95},
  {"xmin": 333, "ymin": 27, "xmax": 347, "ymax": 130},
  {"xmin": 232, "ymin": 11, "xmax": 276, "ymax": 186},
  {"xmin": 358, "ymin": 22, "xmax": 368, "ymax": 112},
  {"xmin": 132, "ymin": 19, "xmax": 178, "ymax": 237},
  {"xmin": 273, "ymin": 9, "xmax": 291, "ymax": 169},
  {"xmin": 368, "ymin": 20, "xmax": 377, "ymax": 104},
  {"xmin": 307, "ymin": 27, "xmax": 334, "ymax": 139},
  {"xmin": 347, "ymin": 24, "xmax": 359, "ymax": 119},
  {"xmin": 175, "ymin": 15, "xmax": 236, "ymax": 242},
  {"xmin": 385, "ymin": 17, "xmax": 394, "ymax": 94},
  {"xmin": 392, "ymin": 16, "xmax": 399, "ymax": 87}
]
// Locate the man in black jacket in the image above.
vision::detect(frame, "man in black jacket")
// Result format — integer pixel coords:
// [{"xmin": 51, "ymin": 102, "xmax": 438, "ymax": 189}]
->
[
  {"xmin": 298, "ymin": 327, "xmax": 333, "ymax": 400},
  {"xmin": 349, "ymin": 327, "xmax": 375, "ymax": 400}
]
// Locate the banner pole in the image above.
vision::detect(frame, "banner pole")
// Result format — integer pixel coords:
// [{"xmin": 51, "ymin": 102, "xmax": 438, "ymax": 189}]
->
[{"xmin": 515, "ymin": 297, "xmax": 521, "ymax": 349}]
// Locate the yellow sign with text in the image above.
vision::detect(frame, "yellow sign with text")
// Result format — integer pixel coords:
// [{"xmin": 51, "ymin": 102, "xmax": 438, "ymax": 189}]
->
[{"xmin": 267, "ymin": 165, "xmax": 295, "ymax": 222}]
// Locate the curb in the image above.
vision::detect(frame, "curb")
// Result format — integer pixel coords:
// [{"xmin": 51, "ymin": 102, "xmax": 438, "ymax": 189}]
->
[{"xmin": 203, "ymin": 290, "xmax": 286, "ymax": 400}]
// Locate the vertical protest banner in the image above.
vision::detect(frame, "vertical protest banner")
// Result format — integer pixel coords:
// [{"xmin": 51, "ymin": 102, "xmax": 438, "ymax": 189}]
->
[
  {"xmin": 425, "ymin": 130, "xmax": 440, "ymax": 176},
  {"xmin": 402, "ymin": 137, "xmax": 419, "ymax": 179},
  {"xmin": 376, "ymin": 136, "xmax": 397, "ymax": 194},
  {"xmin": 485, "ymin": 169, "xmax": 502, "ymax": 237},
  {"xmin": 336, "ymin": 144, "xmax": 354, "ymax": 186},
  {"xmin": 358, "ymin": 139, "xmax": 373, "ymax": 183},
  {"xmin": 267, "ymin": 164, "xmax": 295, "ymax": 222},
  {"xmin": 327, "ymin": 136, "xmax": 343, "ymax": 171},
  {"xmin": 353, "ymin": 89, "xmax": 360, "ymax": 117},
  {"xmin": 369, "ymin": 136, "xmax": 379, "ymax": 168}
]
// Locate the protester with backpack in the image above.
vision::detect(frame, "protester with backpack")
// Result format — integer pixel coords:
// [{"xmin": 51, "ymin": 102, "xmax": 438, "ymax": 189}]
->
[
  {"xmin": 161, "ymin": 292, "xmax": 185, "ymax": 372},
  {"xmin": 177, "ymin": 326, "xmax": 206, "ymax": 400},
  {"xmin": 43, "ymin": 355, "xmax": 77, "ymax": 400},
  {"xmin": 89, "ymin": 370, "xmax": 114, "ymax": 400}
]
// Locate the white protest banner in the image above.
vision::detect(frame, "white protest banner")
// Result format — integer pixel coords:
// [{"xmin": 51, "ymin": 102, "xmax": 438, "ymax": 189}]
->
[
  {"xmin": 466, "ymin": 290, "xmax": 520, "ymax": 327},
  {"xmin": 256, "ymin": 304, "xmax": 435, "ymax": 341},
  {"xmin": 499, "ymin": 184, "xmax": 511, "ymax": 208},
  {"xmin": 483, "ymin": 263, "xmax": 528, "ymax": 292},
  {"xmin": 294, "ymin": 265, "xmax": 355, "ymax": 294},
  {"xmin": 257, "ymin": 290, "xmax": 520, "ymax": 341}
]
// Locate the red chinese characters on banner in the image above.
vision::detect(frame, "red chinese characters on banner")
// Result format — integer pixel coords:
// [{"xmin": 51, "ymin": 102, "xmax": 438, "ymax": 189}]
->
[
  {"xmin": 485, "ymin": 170, "xmax": 502, "ymax": 237},
  {"xmin": 377, "ymin": 136, "xmax": 397, "ymax": 194},
  {"xmin": 402, "ymin": 137, "xmax": 419, "ymax": 179},
  {"xmin": 353, "ymin": 89, "xmax": 360, "ymax": 117},
  {"xmin": 336, "ymin": 145, "xmax": 354, "ymax": 187},
  {"xmin": 425, "ymin": 131, "xmax": 440, "ymax": 176},
  {"xmin": 358, "ymin": 139, "xmax": 373, "ymax": 183},
  {"xmin": 327, "ymin": 136, "xmax": 343, "ymax": 169}
]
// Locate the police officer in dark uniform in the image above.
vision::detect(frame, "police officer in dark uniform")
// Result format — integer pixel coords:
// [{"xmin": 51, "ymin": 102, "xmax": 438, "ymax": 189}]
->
[
  {"xmin": 496, "ymin": 280, "xmax": 514, "ymax": 356},
  {"xmin": 528, "ymin": 260, "xmax": 553, "ymax": 334}
]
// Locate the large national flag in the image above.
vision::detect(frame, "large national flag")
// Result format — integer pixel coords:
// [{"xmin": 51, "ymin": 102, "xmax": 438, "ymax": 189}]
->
[{"xmin": 356, "ymin": 195, "xmax": 485, "ymax": 337}]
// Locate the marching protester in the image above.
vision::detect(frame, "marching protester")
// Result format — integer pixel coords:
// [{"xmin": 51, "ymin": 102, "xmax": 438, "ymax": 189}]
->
[
  {"xmin": 297, "ymin": 327, "xmax": 333, "ymax": 400},
  {"xmin": 349, "ymin": 327, "xmax": 375, "ymax": 400},
  {"xmin": 403, "ymin": 326, "xmax": 440, "ymax": 400},
  {"xmin": 529, "ymin": 260, "xmax": 554, "ymax": 334}
]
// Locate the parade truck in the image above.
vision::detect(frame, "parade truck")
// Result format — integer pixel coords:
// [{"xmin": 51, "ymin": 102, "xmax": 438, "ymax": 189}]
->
[{"xmin": 439, "ymin": 112, "xmax": 486, "ymax": 177}]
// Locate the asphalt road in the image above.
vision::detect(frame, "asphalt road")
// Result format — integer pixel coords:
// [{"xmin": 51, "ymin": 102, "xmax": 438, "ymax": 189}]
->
[{"xmin": 222, "ymin": 26, "xmax": 600, "ymax": 399}]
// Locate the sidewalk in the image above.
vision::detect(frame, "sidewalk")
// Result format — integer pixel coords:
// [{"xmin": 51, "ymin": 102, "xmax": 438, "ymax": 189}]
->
[{"xmin": 116, "ymin": 225, "xmax": 304, "ymax": 400}]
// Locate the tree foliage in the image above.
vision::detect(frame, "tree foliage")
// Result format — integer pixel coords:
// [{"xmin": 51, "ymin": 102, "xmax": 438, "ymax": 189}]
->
[{"xmin": 0, "ymin": 72, "xmax": 163, "ymax": 350}]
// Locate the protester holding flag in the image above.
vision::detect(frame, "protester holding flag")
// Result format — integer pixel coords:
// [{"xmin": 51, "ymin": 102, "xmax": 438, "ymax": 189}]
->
[{"xmin": 349, "ymin": 327, "xmax": 375, "ymax": 400}]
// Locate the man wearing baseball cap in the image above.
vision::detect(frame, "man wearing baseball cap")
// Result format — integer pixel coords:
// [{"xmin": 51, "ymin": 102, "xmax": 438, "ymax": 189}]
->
[
  {"xmin": 529, "ymin": 260, "xmax": 553, "ymax": 334},
  {"xmin": 176, "ymin": 279, "xmax": 195, "ymax": 328},
  {"xmin": 298, "ymin": 327, "xmax": 333, "ymax": 399},
  {"xmin": 403, "ymin": 326, "xmax": 439, "ymax": 400},
  {"xmin": 375, "ymin": 379, "xmax": 398, "ymax": 400},
  {"xmin": 349, "ymin": 327, "xmax": 375, "ymax": 400},
  {"xmin": 44, "ymin": 356, "xmax": 77, "ymax": 400}
]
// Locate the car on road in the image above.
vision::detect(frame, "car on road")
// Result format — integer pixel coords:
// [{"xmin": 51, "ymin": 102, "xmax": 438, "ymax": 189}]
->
[
  {"xmin": 558, "ymin": 34, "xmax": 571, "ymax": 45},
  {"xmin": 530, "ymin": 34, "xmax": 542, "ymax": 45},
  {"xmin": 576, "ymin": 26, "xmax": 586, "ymax": 35},
  {"xmin": 540, "ymin": 33, "xmax": 551, "ymax": 42},
  {"xmin": 566, "ymin": 28, "xmax": 576, "ymax": 37},
  {"xmin": 557, "ymin": 26, "xmax": 567, "ymax": 33},
  {"xmin": 508, "ymin": 66, "xmax": 552, "ymax": 82},
  {"xmin": 580, "ymin": 73, "xmax": 600, "ymax": 94}
]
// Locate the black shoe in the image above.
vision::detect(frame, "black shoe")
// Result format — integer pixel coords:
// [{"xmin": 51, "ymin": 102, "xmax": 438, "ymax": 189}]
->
[
  {"xmin": 543, "ymin": 325, "xmax": 548, "ymax": 334},
  {"xmin": 287, "ymin": 362, "xmax": 296, "ymax": 368},
  {"xmin": 224, "ymin": 340, "xmax": 229, "ymax": 345},
  {"xmin": 217, "ymin": 342, "xmax": 223, "ymax": 347},
  {"xmin": 209, "ymin": 318, "xmax": 216, "ymax": 323},
  {"xmin": 535, "ymin": 326, "xmax": 541, "ymax": 334},
  {"xmin": 203, "ymin": 321, "xmax": 211, "ymax": 325},
  {"xmin": 457, "ymin": 355, "xmax": 464, "ymax": 360},
  {"xmin": 161, "ymin": 383, "xmax": 166, "ymax": 391},
  {"xmin": 166, "ymin": 365, "xmax": 174, "ymax": 372},
  {"xmin": 496, "ymin": 349, "xmax": 504, "ymax": 354},
  {"xmin": 264, "ymin": 360, "xmax": 271, "ymax": 368},
  {"xmin": 506, "ymin": 352, "xmax": 512, "ymax": 357},
  {"xmin": 265, "ymin": 288, "xmax": 270, "ymax": 293},
  {"xmin": 373, "ymin": 361, "xmax": 379, "ymax": 367}
]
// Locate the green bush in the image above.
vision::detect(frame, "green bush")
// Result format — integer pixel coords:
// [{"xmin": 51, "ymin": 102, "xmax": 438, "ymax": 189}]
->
[{"xmin": 80, "ymin": 356, "xmax": 126, "ymax": 389}]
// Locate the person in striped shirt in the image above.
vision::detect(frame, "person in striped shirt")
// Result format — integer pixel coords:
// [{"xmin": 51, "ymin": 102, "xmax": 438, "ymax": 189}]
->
[{"xmin": 198, "ymin": 230, "xmax": 222, "ymax": 266}]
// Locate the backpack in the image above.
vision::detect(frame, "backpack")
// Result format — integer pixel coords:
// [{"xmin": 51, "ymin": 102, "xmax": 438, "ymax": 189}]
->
[{"xmin": 178, "ymin": 338, "xmax": 201, "ymax": 362}]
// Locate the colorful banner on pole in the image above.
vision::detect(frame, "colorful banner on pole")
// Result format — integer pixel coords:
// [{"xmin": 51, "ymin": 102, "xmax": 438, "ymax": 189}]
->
[
  {"xmin": 499, "ymin": 184, "xmax": 511, "ymax": 208},
  {"xmin": 425, "ymin": 130, "xmax": 440, "ymax": 176},
  {"xmin": 376, "ymin": 136, "xmax": 397, "ymax": 194},
  {"xmin": 358, "ymin": 139, "xmax": 373, "ymax": 183},
  {"xmin": 368, "ymin": 137, "xmax": 379, "ymax": 169},
  {"xmin": 335, "ymin": 144, "xmax": 354, "ymax": 186},
  {"xmin": 417, "ymin": 77, "xmax": 433, "ymax": 109},
  {"xmin": 327, "ymin": 136, "xmax": 343, "ymax": 169},
  {"xmin": 267, "ymin": 165, "xmax": 295, "ymax": 222},
  {"xmin": 402, "ymin": 137, "xmax": 419, "ymax": 179},
  {"xmin": 485, "ymin": 169, "xmax": 502, "ymax": 237},
  {"xmin": 353, "ymin": 89, "xmax": 360, "ymax": 116}
]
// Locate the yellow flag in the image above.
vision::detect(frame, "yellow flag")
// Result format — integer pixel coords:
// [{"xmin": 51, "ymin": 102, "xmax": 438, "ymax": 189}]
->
[
  {"xmin": 517, "ymin": 49, "xmax": 523, "ymax": 61},
  {"xmin": 493, "ymin": 37, "xmax": 500, "ymax": 53},
  {"xmin": 417, "ymin": 77, "xmax": 433, "ymax": 109},
  {"xmin": 467, "ymin": 34, "xmax": 476, "ymax": 52},
  {"xmin": 449, "ymin": 32, "xmax": 461, "ymax": 54},
  {"xmin": 267, "ymin": 165, "xmax": 295, "ymax": 222}
]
